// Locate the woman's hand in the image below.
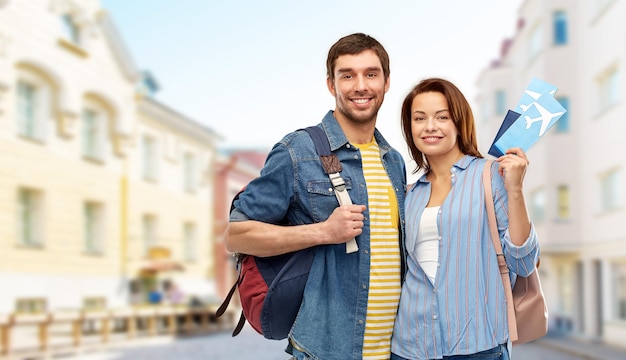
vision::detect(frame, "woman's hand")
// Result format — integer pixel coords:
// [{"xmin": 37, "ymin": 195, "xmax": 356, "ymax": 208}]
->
[{"xmin": 496, "ymin": 147, "xmax": 529, "ymax": 193}]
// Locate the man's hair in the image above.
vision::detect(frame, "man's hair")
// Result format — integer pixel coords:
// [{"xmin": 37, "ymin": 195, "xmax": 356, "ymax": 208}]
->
[
  {"xmin": 326, "ymin": 33, "xmax": 390, "ymax": 82},
  {"xmin": 400, "ymin": 77, "xmax": 483, "ymax": 174}
]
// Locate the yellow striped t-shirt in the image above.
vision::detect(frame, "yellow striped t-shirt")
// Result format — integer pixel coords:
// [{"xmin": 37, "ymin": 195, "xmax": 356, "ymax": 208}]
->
[{"xmin": 355, "ymin": 139, "xmax": 401, "ymax": 360}]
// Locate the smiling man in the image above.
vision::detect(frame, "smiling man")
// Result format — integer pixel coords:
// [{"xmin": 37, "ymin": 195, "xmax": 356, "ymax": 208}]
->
[{"xmin": 225, "ymin": 33, "xmax": 407, "ymax": 359}]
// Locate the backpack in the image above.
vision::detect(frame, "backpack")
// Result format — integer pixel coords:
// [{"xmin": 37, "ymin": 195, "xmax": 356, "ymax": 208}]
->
[{"xmin": 215, "ymin": 126, "xmax": 356, "ymax": 340}]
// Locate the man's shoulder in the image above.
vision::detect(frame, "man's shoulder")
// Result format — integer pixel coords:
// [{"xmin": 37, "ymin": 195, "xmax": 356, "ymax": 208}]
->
[{"xmin": 274, "ymin": 125, "xmax": 322, "ymax": 153}]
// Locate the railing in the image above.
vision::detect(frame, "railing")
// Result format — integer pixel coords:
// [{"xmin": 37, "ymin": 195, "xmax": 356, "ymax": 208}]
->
[{"xmin": 0, "ymin": 304, "xmax": 236, "ymax": 360}]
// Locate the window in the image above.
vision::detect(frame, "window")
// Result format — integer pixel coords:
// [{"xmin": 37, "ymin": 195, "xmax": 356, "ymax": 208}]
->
[
  {"xmin": 142, "ymin": 135, "xmax": 158, "ymax": 181},
  {"xmin": 17, "ymin": 188, "xmax": 43, "ymax": 247},
  {"xmin": 83, "ymin": 297, "xmax": 106, "ymax": 311},
  {"xmin": 528, "ymin": 23, "xmax": 543, "ymax": 61},
  {"xmin": 84, "ymin": 201, "xmax": 104, "ymax": 254},
  {"xmin": 612, "ymin": 262, "xmax": 626, "ymax": 320},
  {"xmin": 529, "ymin": 189, "xmax": 546, "ymax": 223},
  {"xmin": 16, "ymin": 298, "xmax": 47, "ymax": 314},
  {"xmin": 553, "ymin": 11, "xmax": 568, "ymax": 45},
  {"xmin": 16, "ymin": 79, "xmax": 49, "ymax": 141},
  {"xmin": 143, "ymin": 214, "xmax": 157, "ymax": 256},
  {"xmin": 16, "ymin": 81, "xmax": 37, "ymax": 137},
  {"xmin": 183, "ymin": 152, "xmax": 196, "ymax": 192},
  {"xmin": 598, "ymin": 67, "xmax": 619, "ymax": 113},
  {"xmin": 183, "ymin": 222, "xmax": 197, "ymax": 262},
  {"xmin": 554, "ymin": 97, "xmax": 570, "ymax": 133},
  {"xmin": 599, "ymin": 168, "xmax": 622, "ymax": 212},
  {"xmin": 557, "ymin": 185, "xmax": 570, "ymax": 219},
  {"xmin": 60, "ymin": 14, "xmax": 81, "ymax": 45},
  {"xmin": 82, "ymin": 108, "xmax": 108, "ymax": 161},
  {"xmin": 495, "ymin": 90, "xmax": 507, "ymax": 116}
]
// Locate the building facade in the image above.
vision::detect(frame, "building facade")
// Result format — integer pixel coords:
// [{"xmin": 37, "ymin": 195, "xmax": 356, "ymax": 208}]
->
[
  {"xmin": 0, "ymin": 0, "xmax": 220, "ymax": 314},
  {"xmin": 476, "ymin": 0, "xmax": 626, "ymax": 347},
  {"xmin": 213, "ymin": 150, "xmax": 266, "ymax": 300}
]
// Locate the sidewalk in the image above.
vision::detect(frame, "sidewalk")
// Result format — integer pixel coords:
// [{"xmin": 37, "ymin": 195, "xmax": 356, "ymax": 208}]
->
[{"xmin": 535, "ymin": 333, "xmax": 626, "ymax": 360}]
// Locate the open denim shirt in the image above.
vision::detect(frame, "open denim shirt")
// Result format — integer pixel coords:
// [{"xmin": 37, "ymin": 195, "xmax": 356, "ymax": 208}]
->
[{"xmin": 231, "ymin": 110, "xmax": 407, "ymax": 359}]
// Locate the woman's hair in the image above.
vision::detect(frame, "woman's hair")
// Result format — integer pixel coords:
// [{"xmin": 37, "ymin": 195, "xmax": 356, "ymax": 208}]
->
[
  {"xmin": 326, "ymin": 33, "xmax": 390, "ymax": 82},
  {"xmin": 401, "ymin": 77, "xmax": 482, "ymax": 174}
]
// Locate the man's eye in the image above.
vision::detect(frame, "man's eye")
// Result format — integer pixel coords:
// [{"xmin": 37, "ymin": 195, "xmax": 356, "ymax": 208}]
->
[{"xmin": 367, "ymin": 73, "xmax": 377, "ymax": 78}]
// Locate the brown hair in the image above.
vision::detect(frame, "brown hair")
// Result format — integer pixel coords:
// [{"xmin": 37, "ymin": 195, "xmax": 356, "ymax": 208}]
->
[
  {"xmin": 401, "ymin": 77, "xmax": 482, "ymax": 174},
  {"xmin": 326, "ymin": 33, "xmax": 390, "ymax": 82}
]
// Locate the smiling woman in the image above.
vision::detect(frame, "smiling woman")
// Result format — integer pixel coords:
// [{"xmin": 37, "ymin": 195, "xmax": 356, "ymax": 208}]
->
[{"xmin": 392, "ymin": 77, "xmax": 538, "ymax": 360}]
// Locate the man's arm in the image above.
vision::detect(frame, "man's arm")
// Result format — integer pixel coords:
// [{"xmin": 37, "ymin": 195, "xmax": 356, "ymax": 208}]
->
[{"xmin": 224, "ymin": 204, "xmax": 366, "ymax": 257}]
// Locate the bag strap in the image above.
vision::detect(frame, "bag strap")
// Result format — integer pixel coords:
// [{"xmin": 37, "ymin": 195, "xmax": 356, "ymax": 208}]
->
[
  {"xmin": 303, "ymin": 126, "xmax": 358, "ymax": 254},
  {"xmin": 482, "ymin": 160, "xmax": 519, "ymax": 343}
]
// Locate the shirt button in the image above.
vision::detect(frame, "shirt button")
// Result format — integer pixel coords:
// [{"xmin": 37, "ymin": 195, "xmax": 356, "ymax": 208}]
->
[
  {"xmin": 354, "ymin": 155, "xmax": 359, "ymax": 159},
  {"xmin": 433, "ymin": 315, "xmax": 438, "ymax": 320},
  {"xmin": 346, "ymin": 144, "xmax": 351, "ymax": 148},
  {"xmin": 362, "ymin": 284, "xmax": 367, "ymax": 289},
  {"xmin": 328, "ymin": 188, "xmax": 333, "ymax": 192},
  {"xmin": 364, "ymin": 249, "xmax": 369, "ymax": 254},
  {"xmin": 358, "ymin": 319, "xmax": 364, "ymax": 324}
]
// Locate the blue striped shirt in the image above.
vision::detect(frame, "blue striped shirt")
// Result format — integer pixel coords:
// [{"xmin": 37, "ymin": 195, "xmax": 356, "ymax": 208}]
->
[{"xmin": 391, "ymin": 156, "xmax": 539, "ymax": 359}]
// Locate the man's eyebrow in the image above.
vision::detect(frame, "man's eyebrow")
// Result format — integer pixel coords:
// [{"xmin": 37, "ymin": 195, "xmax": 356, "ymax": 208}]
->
[{"xmin": 336, "ymin": 66, "xmax": 382, "ymax": 74}]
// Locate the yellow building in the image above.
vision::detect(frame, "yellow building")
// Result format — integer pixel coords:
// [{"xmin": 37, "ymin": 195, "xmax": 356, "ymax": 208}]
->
[{"xmin": 0, "ymin": 0, "xmax": 220, "ymax": 315}]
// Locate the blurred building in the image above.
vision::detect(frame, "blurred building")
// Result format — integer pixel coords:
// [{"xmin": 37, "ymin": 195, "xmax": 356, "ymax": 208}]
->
[
  {"xmin": 0, "ymin": 0, "xmax": 221, "ymax": 314},
  {"xmin": 476, "ymin": 0, "xmax": 626, "ymax": 348},
  {"xmin": 213, "ymin": 150, "xmax": 266, "ymax": 300}
]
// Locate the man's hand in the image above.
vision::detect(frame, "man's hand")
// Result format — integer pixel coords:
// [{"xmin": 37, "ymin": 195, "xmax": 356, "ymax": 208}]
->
[{"xmin": 322, "ymin": 205, "xmax": 366, "ymax": 244}]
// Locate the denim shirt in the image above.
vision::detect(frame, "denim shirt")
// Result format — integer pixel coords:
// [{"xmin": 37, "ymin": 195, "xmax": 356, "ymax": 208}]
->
[{"xmin": 230, "ymin": 110, "xmax": 407, "ymax": 359}]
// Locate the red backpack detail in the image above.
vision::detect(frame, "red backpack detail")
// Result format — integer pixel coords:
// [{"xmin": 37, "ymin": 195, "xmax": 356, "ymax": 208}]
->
[{"xmin": 215, "ymin": 126, "xmax": 353, "ymax": 340}]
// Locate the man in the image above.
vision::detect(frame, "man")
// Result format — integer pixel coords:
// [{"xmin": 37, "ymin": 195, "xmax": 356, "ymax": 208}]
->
[{"xmin": 225, "ymin": 33, "xmax": 406, "ymax": 360}]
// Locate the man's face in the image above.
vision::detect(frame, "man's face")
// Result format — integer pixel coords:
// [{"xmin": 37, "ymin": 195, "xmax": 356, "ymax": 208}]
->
[{"xmin": 327, "ymin": 49, "xmax": 390, "ymax": 125}]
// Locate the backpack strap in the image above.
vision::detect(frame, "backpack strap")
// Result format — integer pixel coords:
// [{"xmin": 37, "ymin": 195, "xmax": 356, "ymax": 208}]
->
[
  {"xmin": 215, "ymin": 278, "xmax": 238, "ymax": 317},
  {"xmin": 303, "ymin": 126, "xmax": 358, "ymax": 254},
  {"xmin": 482, "ymin": 160, "xmax": 518, "ymax": 342}
]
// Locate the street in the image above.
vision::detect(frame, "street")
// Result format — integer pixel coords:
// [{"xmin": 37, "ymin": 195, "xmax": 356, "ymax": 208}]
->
[{"xmin": 71, "ymin": 325, "xmax": 599, "ymax": 360}]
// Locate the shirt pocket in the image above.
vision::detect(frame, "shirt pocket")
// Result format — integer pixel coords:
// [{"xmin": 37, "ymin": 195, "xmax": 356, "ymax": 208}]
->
[{"xmin": 306, "ymin": 177, "xmax": 353, "ymax": 223}]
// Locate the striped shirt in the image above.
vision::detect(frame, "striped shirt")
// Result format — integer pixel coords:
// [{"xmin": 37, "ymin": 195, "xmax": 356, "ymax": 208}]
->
[
  {"xmin": 355, "ymin": 140, "xmax": 401, "ymax": 360},
  {"xmin": 391, "ymin": 156, "xmax": 539, "ymax": 359}
]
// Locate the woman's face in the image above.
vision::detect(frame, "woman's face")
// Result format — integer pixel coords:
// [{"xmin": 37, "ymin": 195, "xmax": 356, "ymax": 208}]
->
[{"xmin": 410, "ymin": 91, "xmax": 462, "ymax": 161}]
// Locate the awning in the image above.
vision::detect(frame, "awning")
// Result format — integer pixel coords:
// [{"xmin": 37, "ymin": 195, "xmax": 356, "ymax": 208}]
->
[{"xmin": 139, "ymin": 261, "xmax": 185, "ymax": 274}]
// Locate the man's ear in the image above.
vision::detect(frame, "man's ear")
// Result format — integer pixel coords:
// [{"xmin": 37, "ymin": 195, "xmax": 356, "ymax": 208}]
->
[
  {"xmin": 384, "ymin": 76, "xmax": 390, "ymax": 93},
  {"xmin": 327, "ymin": 77, "xmax": 336, "ymax": 97}
]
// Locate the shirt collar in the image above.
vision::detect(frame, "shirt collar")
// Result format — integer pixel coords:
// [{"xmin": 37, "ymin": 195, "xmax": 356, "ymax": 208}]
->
[
  {"xmin": 416, "ymin": 155, "xmax": 480, "ymax": 185},
  {"xmin": 320, "ymin": 110, "xmax": 392, "ymax": 153}
]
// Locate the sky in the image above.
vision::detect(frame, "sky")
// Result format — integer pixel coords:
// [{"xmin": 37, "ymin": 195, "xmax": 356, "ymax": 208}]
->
[{"xmin": 101, "ymin": 0, "xmax": 523, "ymax": 165}]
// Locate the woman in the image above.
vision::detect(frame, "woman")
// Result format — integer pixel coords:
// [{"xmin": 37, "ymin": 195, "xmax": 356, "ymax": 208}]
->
[{"xmin": 391, "ymin": 78, "xmax": 539, "ymax": 359}]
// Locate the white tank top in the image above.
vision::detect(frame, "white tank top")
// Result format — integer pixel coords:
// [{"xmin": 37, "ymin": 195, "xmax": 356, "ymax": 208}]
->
[{"xmin": 417, "ymin": 206, "xmax": 440, "ymax": 285}]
